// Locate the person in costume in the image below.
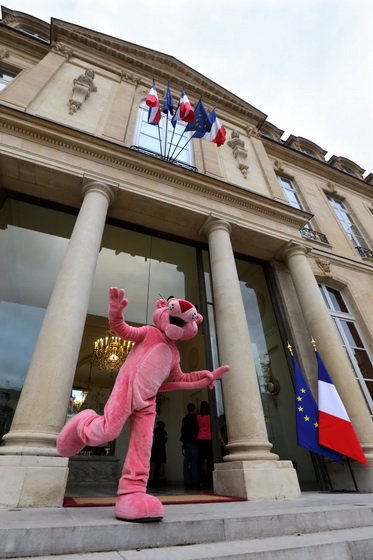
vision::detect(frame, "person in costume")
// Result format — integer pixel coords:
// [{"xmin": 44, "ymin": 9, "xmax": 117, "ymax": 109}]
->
[{"xmin": 57, "ymin": 287, "xmax": 229, "ymax": 522}]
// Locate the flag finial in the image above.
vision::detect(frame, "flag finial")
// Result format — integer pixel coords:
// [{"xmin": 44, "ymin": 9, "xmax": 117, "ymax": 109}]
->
[
  {"xmin": 311, "ymin": 337, "xmax": 317, "ymax": 351},
  {"xmin": 287, "ymin": 342, "xmax": 293, "ymax": 355}
]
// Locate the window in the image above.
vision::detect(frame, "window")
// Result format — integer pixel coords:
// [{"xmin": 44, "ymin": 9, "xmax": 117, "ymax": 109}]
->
[
  {"xmin": 278, "ymin": 176, "xmax": 304, "ymax": 210},
  {"xmin": 277, "ymin": 176, "xmax": 314, "ymax": 231},
  {"xmin": 135, "ymin": 101, "xmax": 192, "ymax": 165},
  {"xmin": 0, "ymin": 68, "xmax": 17, "ymax": 92},
  {"xmin": 319, "ymin": 284, "xmax": 373, "ymax": 417},
  {"xmin": 327, "ymin": 196, "xmax": 369, "ymax": 250}
]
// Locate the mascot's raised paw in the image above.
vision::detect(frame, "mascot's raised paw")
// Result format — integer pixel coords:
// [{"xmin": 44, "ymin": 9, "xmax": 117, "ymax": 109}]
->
[{"xmin": 108, "ymin": 287, "xmax": 128, "ymax": 313}]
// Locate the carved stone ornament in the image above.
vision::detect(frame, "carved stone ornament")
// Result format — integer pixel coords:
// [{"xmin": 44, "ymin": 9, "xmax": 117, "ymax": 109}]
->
[
  {"xmin": 69, "ymin": 68, "xmax": 97, "ymax": 115},
  {"xmin": 316, "ymin": 257, "xmax": 331, "ymax": 276},
  {"xmin": 120, "ymin": 70, "xmax": 140, "ymax": 85},
  {"xmin": 0, "ymin": 47, "xmax": 10, "ymax": 60},
  {"xmin": 245, "ymin": 124, "xmax": 261, "ymax": 139},
  {"xmin": 51, "ymin": 42, "xmax": 74, "ymax": 60},
  {"xmin": 227, "ymin": 130, "xmax": 249, "ymax": 178},
  {"xmin": 274, "ymin": 159, "xmax": 285, "ymax": 173},
  {"xmin": 326, "ymin": 181, "xmax": 339, "ymax": 196},
  {"xmin": 1, "ymin": 14, "xmax": 16, "ymax": 25}
]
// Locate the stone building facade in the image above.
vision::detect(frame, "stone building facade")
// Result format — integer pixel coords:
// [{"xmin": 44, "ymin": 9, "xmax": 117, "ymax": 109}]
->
[{"xmin": 0, "ymin": 7, "xmax": 372, "ymax": 508}]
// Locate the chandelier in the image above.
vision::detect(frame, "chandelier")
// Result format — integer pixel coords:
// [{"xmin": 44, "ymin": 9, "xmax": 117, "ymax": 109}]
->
[{"xmin": 93, "ymin": 329, "xmax": 133, "ymax": 376}]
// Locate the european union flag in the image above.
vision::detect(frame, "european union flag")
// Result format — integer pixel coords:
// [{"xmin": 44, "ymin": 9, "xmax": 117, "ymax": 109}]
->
[
  {"xmin": 293, "ymin": 355, "xmax": 343, "ymax": 463},
  {"xmin": 184, "ymin": 99, "xmax": 211, "ymax": 135},
  {"xmin": 162, "ymin": 85, "xmax": 174, "ymax": 115}
]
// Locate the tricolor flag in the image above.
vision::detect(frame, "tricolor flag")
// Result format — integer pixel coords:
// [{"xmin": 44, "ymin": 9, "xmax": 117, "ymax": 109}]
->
[
  {"xmin": 162, "ymin": 85, "xmax": 174, "ymax": 115},
  {"xmin": 146, "ymin": 84, "xmax": 159, "ymax": 108},
  {"xmin": 171, "ymin": 90, "xmax": 194, "ymax": 127},
  {"xmin": 199, "ymin": 109, "xmax": 226, "ymax": 146},
  {"xmin": 184, "ymin": 99, "xmax": 211, "ymax": 134},
  {"xmin": 146, "ymin": 84, "xmax": 161, "ymax": 125},
  {"xmin": 317, "ymin": 351, "xmax": 368, "ymax": 465},
  {"xmin": 293, "ymin": 355, "xmax": 343, "ymax": 463}
]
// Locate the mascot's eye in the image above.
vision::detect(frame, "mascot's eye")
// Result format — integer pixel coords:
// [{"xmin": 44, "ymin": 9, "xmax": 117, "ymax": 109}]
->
[{"xmin": 170, "ymin": 316, "xmax": 186, "ymax": 327}]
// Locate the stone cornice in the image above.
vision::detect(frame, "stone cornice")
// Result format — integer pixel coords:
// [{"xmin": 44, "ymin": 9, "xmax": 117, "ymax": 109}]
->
[
  {"xmin": 262, "ymin": 136, "xmax": 373, "ymax": 197},
  {"xmin": 0, "ymin": 105, "xmax": 309, "ymax": 230}
]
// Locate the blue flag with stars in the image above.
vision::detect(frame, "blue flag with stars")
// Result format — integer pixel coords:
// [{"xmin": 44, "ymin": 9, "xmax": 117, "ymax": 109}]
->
[
  {"xmin": 184, "ymin": 99, "xmax": 211, "ymax": 135},
  {"xmin": 162, "ymin": 85, "xmax": 174, "ymax": 115},
  {"xmin": 293, "ymin": 355, "xmax": 343, "ymax": 463}
]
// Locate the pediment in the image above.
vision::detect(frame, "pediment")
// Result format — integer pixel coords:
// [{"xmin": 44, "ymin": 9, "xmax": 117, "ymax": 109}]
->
[{"xmin": 49, "ymin": 18, "xmax": 266, "ymax": 126}]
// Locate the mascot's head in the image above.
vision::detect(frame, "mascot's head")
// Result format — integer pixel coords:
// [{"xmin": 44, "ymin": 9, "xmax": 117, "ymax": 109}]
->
[{"xmin": 153, "ymin": 296, "xmax": 203, "ymax": 341}]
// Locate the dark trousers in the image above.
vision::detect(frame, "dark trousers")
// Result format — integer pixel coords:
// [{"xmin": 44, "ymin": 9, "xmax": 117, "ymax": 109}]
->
[
  {"xmin": 197, "ymin": 439, "xmax": 213, "ymax": 488},
  {"xmin": 183, "ymin": 441, "xmax": 199, "ymax": 488}
]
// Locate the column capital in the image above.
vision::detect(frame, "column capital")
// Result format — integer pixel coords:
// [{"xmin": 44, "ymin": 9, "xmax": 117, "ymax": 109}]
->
[
  {"xmin": 277, "ymin": 240, "xmax": 312, "ymax": 262},
  {"xmin": 82, "ymin": 175, "xmax": 119, "ymax": 206},
  {"xmin": 199, "ymin": 214, "xmax": 235, "ymax": 238}
]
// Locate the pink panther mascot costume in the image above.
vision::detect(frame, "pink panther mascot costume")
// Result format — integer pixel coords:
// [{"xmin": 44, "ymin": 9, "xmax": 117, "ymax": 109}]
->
[{"xmin": 57, "ymin": 287, "xmax": 229, "ymax": 522}]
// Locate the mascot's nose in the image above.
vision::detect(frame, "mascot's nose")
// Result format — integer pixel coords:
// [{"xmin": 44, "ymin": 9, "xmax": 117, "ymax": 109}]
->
[{"xmin": 178, "ymin": 300, "xmax": 193, "ymax": 313}]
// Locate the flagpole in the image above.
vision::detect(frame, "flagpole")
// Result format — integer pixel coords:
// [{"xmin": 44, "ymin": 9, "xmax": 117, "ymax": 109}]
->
[
  {"xmin": 169, "ymin": 131, "xmax": 190, "ymax": 162},
  {"xmin": 171, "ymin": 133, "xmax": 193, "ymax": 161},
  {"xmin": 166, "ymin": 126, "xmax": 177, "ymax": 159},
  {"xmin": 156, "ymin": 123, "xmax": 163, "ymax": 158}
]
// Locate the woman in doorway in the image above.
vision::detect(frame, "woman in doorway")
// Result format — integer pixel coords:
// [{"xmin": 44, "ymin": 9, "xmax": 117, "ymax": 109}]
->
[{"xmin": 196, "ymin": 401, "xmax": 213, "ymax": 489}]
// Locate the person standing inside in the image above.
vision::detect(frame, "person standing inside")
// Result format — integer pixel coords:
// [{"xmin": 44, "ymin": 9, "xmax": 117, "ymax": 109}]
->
[
  {"xmin": 196, "ymin": 400, "xmax": 213, "ymax": 489},
  {"xmin": 180, "ymin": 403, "xmax": 199, "ymax": 490},
  {"xmin": 150, "ymin": 420, "xmax": 168, "ymax": 487}
]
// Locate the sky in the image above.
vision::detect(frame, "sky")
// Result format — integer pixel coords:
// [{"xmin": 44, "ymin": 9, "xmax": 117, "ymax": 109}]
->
[{"xmin": 3, "ymin": 0, "xmax": 372, "ymax": 175}]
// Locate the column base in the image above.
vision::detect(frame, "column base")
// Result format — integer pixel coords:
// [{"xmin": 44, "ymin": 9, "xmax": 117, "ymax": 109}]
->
[
  {"xmin": 213, "ymin": 460, "xmax": 301, "ymax": 500},
  {"xmin": 0, "ymin": 455, "xmax": 69, "ymax": 508},
  {"xmin": 326, "ymin": 459, "xmax": 373, "ymax": 492}
]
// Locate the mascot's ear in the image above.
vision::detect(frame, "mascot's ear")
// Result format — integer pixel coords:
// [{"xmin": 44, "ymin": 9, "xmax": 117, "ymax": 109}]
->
[{"xmin": 156, "ymin": 299, "xmax": 168, "ymax": 309}]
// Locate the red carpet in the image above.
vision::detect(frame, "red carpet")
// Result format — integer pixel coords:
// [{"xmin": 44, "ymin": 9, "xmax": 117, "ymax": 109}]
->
[{"xmin": 63, "ymin": 493, "xmax": 246, "ymax": 507}]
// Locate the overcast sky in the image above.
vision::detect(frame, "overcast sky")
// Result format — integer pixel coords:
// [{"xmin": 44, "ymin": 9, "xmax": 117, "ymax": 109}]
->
[{"xmin": 4, "ymin": 0, "xmax": 372, "ymax": 175}]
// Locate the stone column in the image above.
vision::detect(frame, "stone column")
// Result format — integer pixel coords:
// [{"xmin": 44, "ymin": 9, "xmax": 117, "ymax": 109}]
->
[
  {"xmin": 281, "ymin": 241, "xmax": 373, "ymax": 489},
  {"xmin": 201, "ymin": 216, "xmax": 300, "ymax": 499},
  {"xmin": 0, "ymin": 178, "xmax": 117, "ymax": 507}
]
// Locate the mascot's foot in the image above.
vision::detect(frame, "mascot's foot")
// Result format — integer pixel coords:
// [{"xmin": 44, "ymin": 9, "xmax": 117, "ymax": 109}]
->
[
  {"xmin": 56, "ymin": 409, "xmax": 95, "ymax": 457},
  {"xmin": 115, "ymin": 492, "xmax": 164, "ymax": 522}
]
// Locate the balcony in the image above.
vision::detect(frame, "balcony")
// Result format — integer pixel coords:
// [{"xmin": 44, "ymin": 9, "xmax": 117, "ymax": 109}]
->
[
  {"xmin": 130, "ymin": 145, "xmax": 197, "ymax": 172},
  {"xmin": 356, "ymin": 247, "xmax": 373, "ymax": 260},
  {"xmin": 300, "ymin": 228, "xmax": 329, "ymax": 244}
]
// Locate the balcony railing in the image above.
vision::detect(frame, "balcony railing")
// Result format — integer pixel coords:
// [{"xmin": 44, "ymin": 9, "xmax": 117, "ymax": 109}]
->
[
  {"xmin": 356, "ymin": 246, "xmax": 373, "ymax": 259},
  {"xmin": 300, "ymin": 228, "xmax": 329, "ymax": 244},
  {"xmin": 130, "ymin": 145, "xmax": 197, "ymax": 172}
]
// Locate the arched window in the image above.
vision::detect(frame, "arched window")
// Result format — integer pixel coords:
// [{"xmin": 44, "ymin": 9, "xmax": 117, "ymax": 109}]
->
[
  {"xmin": 319, "ymin": 283, "xmax": 373, "ymax": 417},
  {"xmin": 134, "ymin": 101, "xmax": 193, "ymax": 166}
]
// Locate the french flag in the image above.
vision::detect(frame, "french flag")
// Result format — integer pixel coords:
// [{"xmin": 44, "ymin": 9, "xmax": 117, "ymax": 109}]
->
[
  {"xmin": 171, "ymin": 90, "xmax": 194, "ymax": 127},
  {"xmin": 201, "ymin": 109, "xmax": 226, "ymax": 146},
  {"xmin": 146, "ymin": 84, "xmax": 159, "ymax": 107},
  {"xmin": 317, "ymin": 351, "xmax": 368, "ymax": 465},
  {"xmin": 146, "ymin": 84, "xmax": 161, "ymax": 125}
]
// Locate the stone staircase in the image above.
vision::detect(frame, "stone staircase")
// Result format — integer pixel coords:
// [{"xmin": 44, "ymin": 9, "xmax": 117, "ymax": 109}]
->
[{"xmin": 1, "ymin": 493, "xmax": 373, "ymax": 559}]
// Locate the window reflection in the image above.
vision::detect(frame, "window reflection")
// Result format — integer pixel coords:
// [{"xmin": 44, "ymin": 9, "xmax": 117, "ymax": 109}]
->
[{"xmin": 0, "ymin": 200, "xmax": 75, "ymax": 395}]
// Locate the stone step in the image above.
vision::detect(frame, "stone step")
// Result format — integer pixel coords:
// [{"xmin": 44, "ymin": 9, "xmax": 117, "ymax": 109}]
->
[
  {"xmin": 7, "ymin": 527, "xmax": 373, "ymax": 560},
  {"xmin": 1, "ymin": 495, "xmax": 373, "ymax": 558}
]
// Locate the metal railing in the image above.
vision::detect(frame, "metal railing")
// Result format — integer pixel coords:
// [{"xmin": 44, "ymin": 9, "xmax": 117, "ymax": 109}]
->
[
  {"xmin": 130, "ymin": 145, "xmax": 198, "ymax": 172},
  {"xmin": 356, "ymin": 246, "xmax": 373, "ymax": 259},
  {"xmin": 300, "ymin": 228, "xmax": 329, "ymax": 244}
]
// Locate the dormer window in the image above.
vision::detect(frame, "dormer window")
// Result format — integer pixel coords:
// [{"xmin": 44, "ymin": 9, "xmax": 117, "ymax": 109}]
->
[{"xmin": 0, "ymin": 68, "xmax": 17, "ymax": 92}]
